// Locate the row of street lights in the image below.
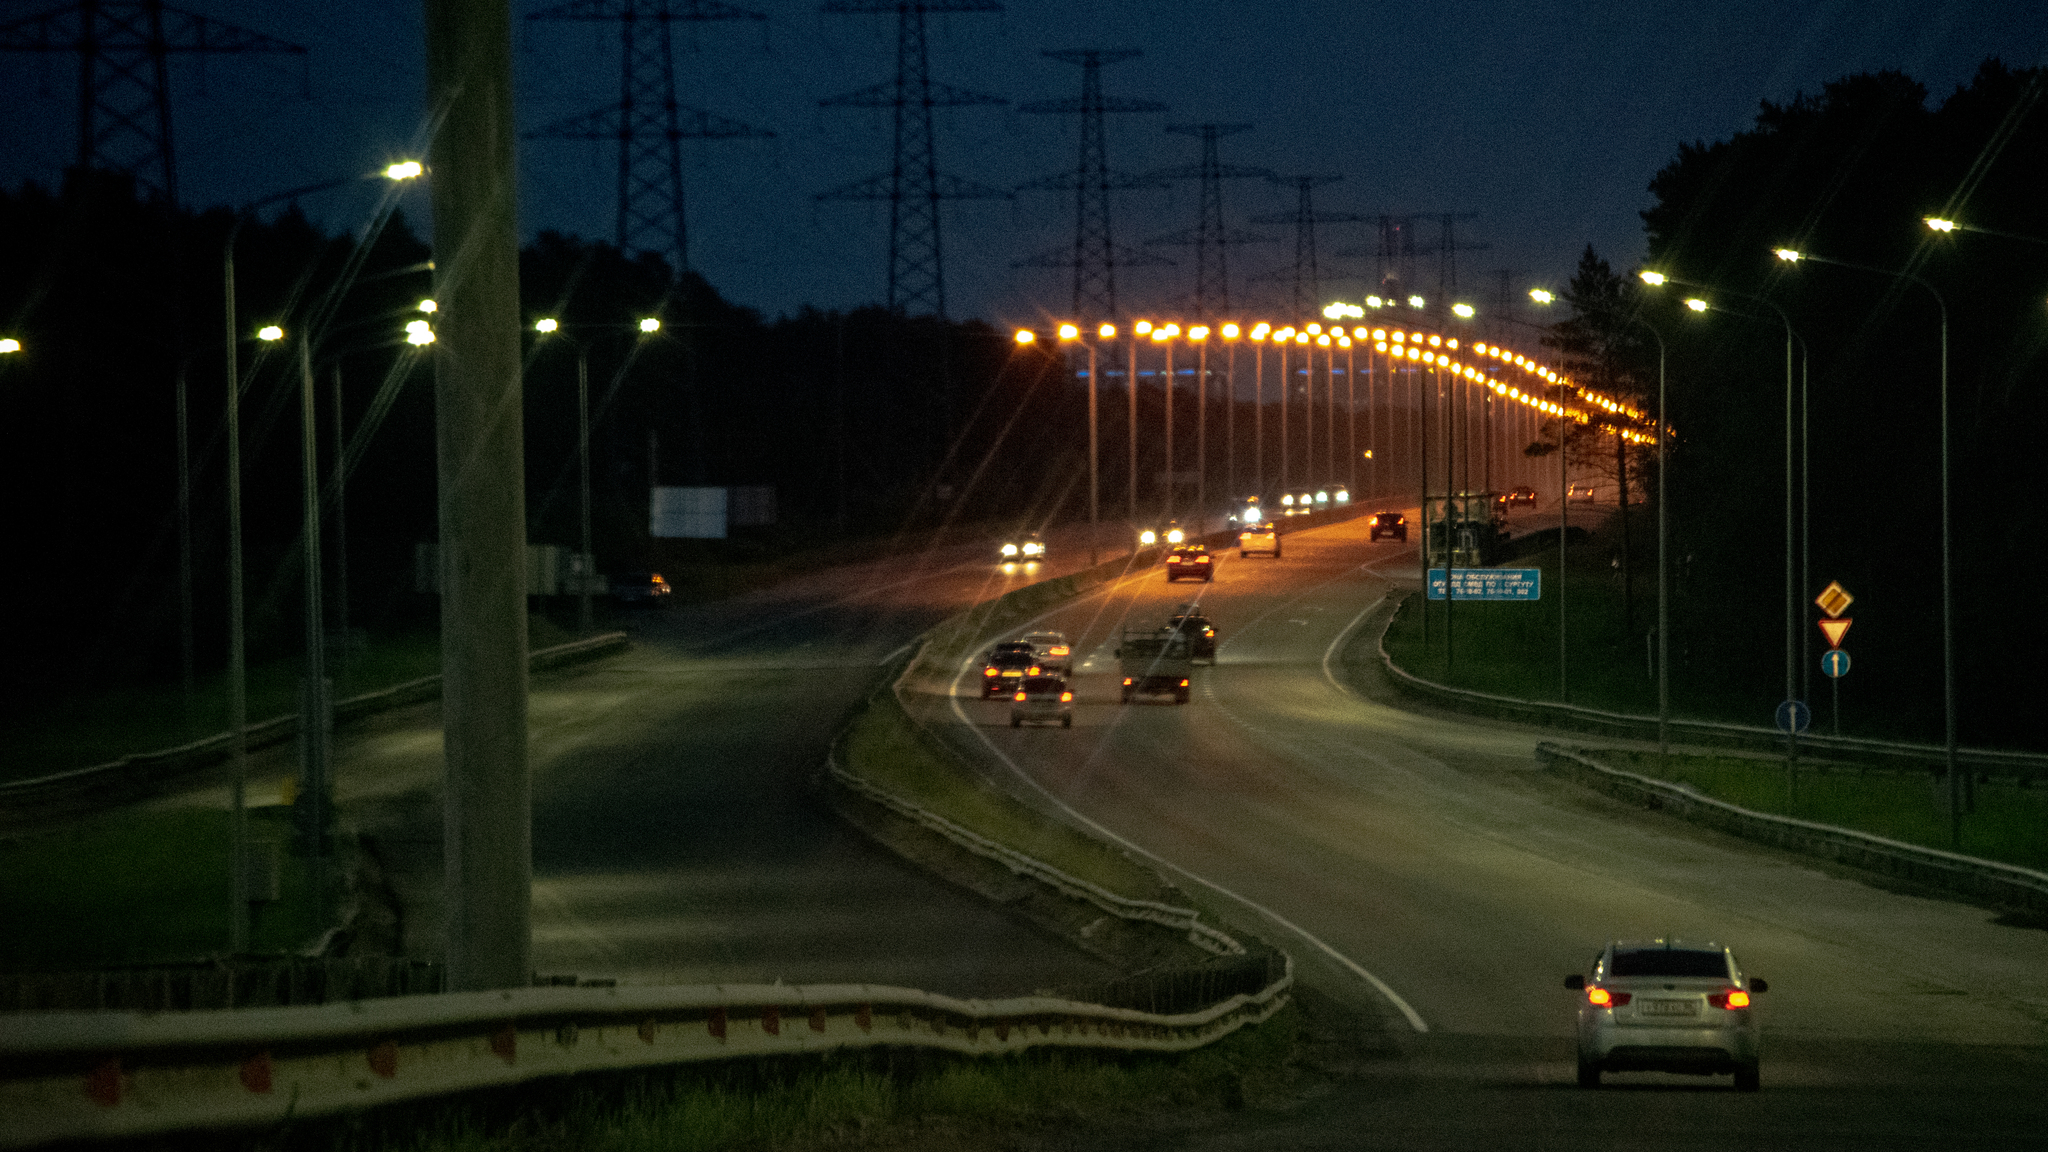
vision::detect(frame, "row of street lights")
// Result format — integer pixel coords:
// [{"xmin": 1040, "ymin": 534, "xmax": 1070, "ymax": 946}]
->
[
  {"xmin": 1016, "ymin": 309, "xmax": 1577, "ymax": 554},
  {"xmin": 1624, "ymin": 211, "xmax": 2040, "ymax": 844}
]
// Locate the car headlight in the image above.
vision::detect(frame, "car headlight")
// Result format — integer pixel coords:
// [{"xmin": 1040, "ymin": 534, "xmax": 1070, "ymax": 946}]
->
[
  {"xmin": 1243, "ymin": 507, "xmax": 1261, "ymax": 523},
  {"xmin": 1167, "ymin": 528, "xmax": 1184, "ymax": 543},
  {"xmin": 1139, "ymin": 530, "xmax": 1157, "ymax": 545},
  {"xmin": 1001, "ymin": 543, "xmax": 1018, "ymax": 556},
  {"xmin": 1023, "ymin": 542, "xmax": 1042, "ymax": 555}
]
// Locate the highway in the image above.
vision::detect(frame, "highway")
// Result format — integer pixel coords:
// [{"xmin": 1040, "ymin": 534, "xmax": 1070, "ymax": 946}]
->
[
  {"xmin": 170, "ymin": 525, "xmax": 1128, "ymax": 997},
  {"xmin": 911, "ymin": 510, "xmax": 2048, "ymax": 1147}
]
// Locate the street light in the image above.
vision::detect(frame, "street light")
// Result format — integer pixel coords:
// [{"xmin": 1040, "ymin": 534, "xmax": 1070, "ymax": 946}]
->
[
  {"xmin": 1221, "ymin": 323, "xmax": 1241, "ymax": 505},
  {"xmin": 0, "ymin": 338, "xmax": 19, "ymax": 354},
  {"xmin": 1527, "ymin": 289, "xmax": 1570, "ymax": 700},
  {"xmin": 1059, "ymin": 322, "xmax": 1105, "ymax": 564},
  {"xmin": 1648, "ymin": 267, "xmax": 1808, "ymax": 771},
  {"xmin": 534, "ymin": 316, "xmax": 667, "ymax": 634},
  {"xmin": 1190, "ymin": 324, "xmax": 1211, "ymax": 527},
  {"xmin": 1773, "ymin": 244, "xmax": 1959, "ymax": 843},
  {"xmin": 219, "ymin": 161, "xmax": 423, "ymax": 951}
]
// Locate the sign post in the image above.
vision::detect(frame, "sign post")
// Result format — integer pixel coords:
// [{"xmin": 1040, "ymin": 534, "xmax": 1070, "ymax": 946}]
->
[{"xmin": 1815, "ymin": 581, "xmax": 1854, "ymax": 739}]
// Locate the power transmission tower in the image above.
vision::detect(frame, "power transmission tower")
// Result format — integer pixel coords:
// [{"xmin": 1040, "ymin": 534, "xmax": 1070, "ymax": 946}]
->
[
  {"xmin": 1143, "ymin": 123, "xmax": 1273, "ymax": 319},
  {"xmin": 1014, "ymin": 47, "xmax": 1168, "ymax": 324},
  {"xmin": 1414, "ymin": 212, "xmax": 1485, "ymax": 307},
  {"xmin": 1336, "ymin": 214, "xmax": 1421, "ymax": 301},
  {"xmin": 527, "ymin": 0, "xmax": 771, "ymax": 277},
  {"xmin": 1249, "ymin": 174, "xmax": 1363, "ymax": 318},
  {"xmin": 817, "ymin": 0, "xmax": 1010, "ymax": 319},
  {"xmin": 0, "ymin": 0, "xmax": 306, "ymax": 204}
]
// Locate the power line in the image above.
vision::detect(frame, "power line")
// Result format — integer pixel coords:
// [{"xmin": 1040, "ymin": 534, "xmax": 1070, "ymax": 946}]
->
[
  {"xmin": 526, "ymin": 0, "xmax": 772, "ymax": 278},
  {"xmin": 0, "ymin": 0, "xmax": 307, "ymax": 205},
  {"xmin": 1249, "ymin": 174, "xmax": 1363, "ymax": 318},
  {"xmin": 1013, "ymin": 47, "xmax": 1168, "ymax": 324},
  {"xmin": 1143, "ymin": 123, "xmax": 1273, "ymax": 319},
  {"xmin": 816, "ymin": 0, "xmax": 1010, "ymax": 319}
]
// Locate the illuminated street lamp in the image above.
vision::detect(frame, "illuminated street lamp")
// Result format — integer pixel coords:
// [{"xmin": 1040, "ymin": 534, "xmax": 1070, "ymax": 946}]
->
[
  {"xmin": 1644, "ymin": 268, "xmax": 1809, "ymax": 767},
  {"xmin": 0, "ymin": 337, "xmax": 20, "ymax": 354},
  {"xmin": 1059, "ymin": 322, "xmax": 1107, "ymax": 563},
  {"xmin": 534, "ymin": 316, "xmax": 666, "ymax": 634},
  {"xmin": 1773, "ymin": 244, "xmax": 1960, "ymax": 842},
  {"xmin": 219, "ymin": 161, "xmax": 424, "ymax": 951}
]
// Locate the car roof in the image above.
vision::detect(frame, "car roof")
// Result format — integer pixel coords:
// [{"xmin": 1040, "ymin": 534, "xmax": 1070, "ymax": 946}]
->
[{"xmin": 1022, "ymin": 630, "xmax": 1066, "ymax": 640}]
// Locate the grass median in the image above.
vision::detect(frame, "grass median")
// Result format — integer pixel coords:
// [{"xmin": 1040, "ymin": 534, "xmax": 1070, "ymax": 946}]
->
[
  {"xmin": 1578, "ymin": 749, "xmax": 2048, "ymax": 873},
  {"xmin": 839, "ymin": 691, "xmax": 1177, "ymax": 906}
]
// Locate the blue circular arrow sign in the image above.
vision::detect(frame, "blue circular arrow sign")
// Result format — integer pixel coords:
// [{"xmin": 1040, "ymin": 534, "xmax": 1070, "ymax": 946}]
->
[
  {"xmin": 1775, "ymin": 699, "xmax": 1812, "ymax": 734},
  {"xmin": 1822, "ymin": 649, "xmax": 1851, "ymax": 679}
]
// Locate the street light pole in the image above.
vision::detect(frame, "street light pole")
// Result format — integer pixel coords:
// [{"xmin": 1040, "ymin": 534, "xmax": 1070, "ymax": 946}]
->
[
  {"xmin": 1128, "ymin": 323, "xmax": 1143, "ymax": 525},
  {"xmin": 1194, "ymin": 327, "xmax": 1210, "ymax": 527},
  {"xmin": 296, "ymin": 332, "xmax": 332, "ymax": 922},
  {"xmin": 1775, "ymin": 247, "xmax": 1956, "ymax": 842}
]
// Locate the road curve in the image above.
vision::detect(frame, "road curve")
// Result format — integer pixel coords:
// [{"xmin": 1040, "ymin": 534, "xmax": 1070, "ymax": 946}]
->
[{"xmin": 912, "ymin": 510, "xmax": 2048, "ymax": 1147}]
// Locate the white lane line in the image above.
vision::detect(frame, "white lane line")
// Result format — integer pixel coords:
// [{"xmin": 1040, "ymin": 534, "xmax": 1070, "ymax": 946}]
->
[
  {"xmin": 877, "ymin": 640, "xmax": 915, "ymax": 666},
  {"xmin": 1322, "ymin": 594, "xmax": 1388, "ymax": 696},
  {"xmin": 940, "ymin": 599, "xmax": 1430, "ymax": 1034}
]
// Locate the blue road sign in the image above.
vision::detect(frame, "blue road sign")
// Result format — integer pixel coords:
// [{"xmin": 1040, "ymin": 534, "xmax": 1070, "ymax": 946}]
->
[
  {"xmin": 1775, "ymin": 699, "xmax": 1812, "ymax": 734},
  {"xmin": 1822, "ymin": 649, "xmax": 1851, "ymax": 679},
  {"xmin": 1427, "ymin": 568, "xmax": 1541, "ymax": 600}
]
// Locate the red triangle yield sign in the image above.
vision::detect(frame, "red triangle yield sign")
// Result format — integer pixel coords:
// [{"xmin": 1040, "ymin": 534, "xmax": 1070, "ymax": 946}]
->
[{"xmin": 1819, "ymin": 618, "xmax": 1851, "ymax": 648}]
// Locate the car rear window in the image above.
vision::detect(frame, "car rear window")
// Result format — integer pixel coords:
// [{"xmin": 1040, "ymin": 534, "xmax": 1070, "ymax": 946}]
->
[
  {"xmin": 1020, "ymin": 677, "xmax": 1064, "ymax": 693},
  {"xmin": 991, "ymin": 653, "xmax": 1035, "ymax": 668},
  {"xmin": 1611, "ymin": 949, "xmax": 1729, "ymax": 978}
]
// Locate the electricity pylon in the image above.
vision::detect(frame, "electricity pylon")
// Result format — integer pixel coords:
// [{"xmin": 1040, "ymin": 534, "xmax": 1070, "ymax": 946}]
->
[
  {"xmin": 1337, "ymin": 215, "xmax": 1421, "ymax": 300},
  {"xmin": 817, "ymin": 0, "xmax": 1010, "ymax": 319},
  {"xmin": 1013, "ymin": 48, "xmax": 1168, "ymax": 324},
  {"xmin": 0, "ymin": 0, "xmax": 306, "ymax": 204},
  {"xmin": 1249, "ymin": 174, "xmax": 1364, "ymax": 319},
  {"xmin": 1414, "ymin": 212, "xmax": 1486, "ymax": 306},
  {"xmin": 1143, "ymin": 123, "xmax": 1273, "ymax": 319},
  {"xmin": 527, "ymin": 0, "xmax": 772, "ymax": 277}
]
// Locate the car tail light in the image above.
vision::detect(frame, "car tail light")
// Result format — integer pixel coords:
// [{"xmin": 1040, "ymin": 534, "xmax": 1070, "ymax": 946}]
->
[
  {"xmin": 1060, "ymin": 692, "xmax": 1073, "ymax": 702},
  {"xmin": 1015, "ymin": 692, "xmax": 1027, "ymax": 702},
  {"xmin": 983, "ymin": 667, "xmax": 997, "ymax": 677},
  {"xmin": 1028, "ymin": 666, "xmax": 1042, "ymax": 675},
  {"xmin": 1050, "ymin": 646, "xmax": 1070, "ymax": 656},
  {"xmin": 1122, "ymin": 677, "xmax": 1133, "ymax": 686},
  {"xmin": 1179, "ymin": 678, "xmax": 1190, "ymax": 687},
  {"xmin": 1586, "ymin": 987, "xmax": 1631, "ymax": 1007},
  {"xmin": 1710, "ymin": 990, "xmax": 1751, "ymax": 1009}
]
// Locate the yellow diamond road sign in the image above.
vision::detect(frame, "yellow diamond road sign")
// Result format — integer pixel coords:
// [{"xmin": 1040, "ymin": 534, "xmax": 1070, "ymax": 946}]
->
[{"xmin": 1815, "ymin": 580, "xmax": 1854, "ymax": 619}]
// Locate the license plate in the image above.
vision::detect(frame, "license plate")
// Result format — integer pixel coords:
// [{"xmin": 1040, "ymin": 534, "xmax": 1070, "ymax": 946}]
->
[{"xmin": 1641, "ymin": 999, "xmax": 1698, "ymax": 1016}]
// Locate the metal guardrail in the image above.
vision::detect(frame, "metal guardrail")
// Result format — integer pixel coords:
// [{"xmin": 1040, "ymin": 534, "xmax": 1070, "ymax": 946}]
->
[
  {"xmin": 1535, "ymin": 743, "xmax": 2048, "ymax": 914},
  {"xmin": 0, "ymin": 972, "xmax": 1290, "ymax": 1148},
  {"xmin": 1373, "ymin": 616, "xmax": 2048, "ymax": 780},
  {"xmin": 0, "ymin": 632, "xmax": 631, "ymax": 821},
  {"xmin": 0, "ymin": 616, "xmax": 1295, "ymax": 1147}
]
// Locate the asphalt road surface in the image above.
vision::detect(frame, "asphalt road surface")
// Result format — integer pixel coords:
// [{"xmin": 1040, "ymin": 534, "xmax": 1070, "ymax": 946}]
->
[
  {"xmin": 911, "ymin": 510, "xmax": 2048, "ymax": 1149},
  {"xmin": 168, "ymin": 524, "xmax": 1130, "ymax": 996}
]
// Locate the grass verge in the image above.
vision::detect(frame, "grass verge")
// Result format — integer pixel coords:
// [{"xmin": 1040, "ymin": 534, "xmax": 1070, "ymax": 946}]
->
[
  {"xmin": 840, "ymin": 694, "xmax": 1177, "ymax": 906},
  {"xmin": 0, "ymin": 615, "xmax": 581, "ymax": 785},
  {"xmin": 1579, "ymin": 749, "xmax": 2048, "ymax": 873},
  {"xmin": 375, "ymin": 1001, "xmax": 1299, "ymax": 1152},
  {"xmin": 0, "ymin": 805, "xmax": 326, "ymax": 969}
]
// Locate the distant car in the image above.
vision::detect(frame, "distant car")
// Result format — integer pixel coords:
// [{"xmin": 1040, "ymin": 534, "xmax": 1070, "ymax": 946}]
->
[
  {"xmin": 1568, "ymin": 482, "xmax": 1599, "ymax": 503},
  {"xmin": 998, "ymin": 531, "xmax": 1046, "ymax": 563},
  {"xmin": 980, "ymin": 647, "xmax": 1041, "ymax": 697},
  {"xmin": 1162, "ymin": 521, "xmax": 1189, "ymax": 545},
  {"xmin": 1165, "ymin": 608, "xmax": 1217, "ymax": 661},
  {"xmin": 1280, "ymin": 491, "xmax": 1317, "ymax": 516},
  {"xmin": 1566, "ymin": 939, "xmax": 1768, "ymax": 1091},
  {"xmin": 1165, "ymin": 545, "xmax": 1214, "ymax": 581},
  {"xmin": 1368, "ymin": 512, "xmax": 1407, "ymax": 542},
  {"xmin": 1239, "ymin": 525, "xmax": 1280, "ymax": 558},
  {"xmin": 1506, "ymin": 485, "xmax": 1539, "ymax": 507},
  {"xmin": 1020, "ymin": 630, "xmax": 1073, "ymax": 675},
  {"xmin": 1009, "ymin": 675, "xmax": 1073, "ymax": 728},
  {"xmin": 610, "ymin": 572, "xmax": 672, "ymax": 606}
]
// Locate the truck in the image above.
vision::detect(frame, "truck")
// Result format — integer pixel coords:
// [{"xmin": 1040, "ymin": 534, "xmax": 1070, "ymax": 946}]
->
[
  {"xmin": 1116, "ymin": 629, "xmax": 1194, "ymax": 704},
  {"xmin": 1424, "ymin": 491, "xmax": 1513, "ymax": 569}
]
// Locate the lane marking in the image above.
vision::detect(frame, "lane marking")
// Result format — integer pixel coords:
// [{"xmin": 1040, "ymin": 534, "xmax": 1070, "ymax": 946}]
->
[{"xmin": 938, "ymin": 584, "xmax": 1430, "ymax": 1034}]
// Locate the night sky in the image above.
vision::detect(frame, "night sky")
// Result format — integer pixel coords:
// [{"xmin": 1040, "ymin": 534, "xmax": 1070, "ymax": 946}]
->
[{"xmin": 1, "ymin": 0, "xmax": 2041, "ymax": 328}]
